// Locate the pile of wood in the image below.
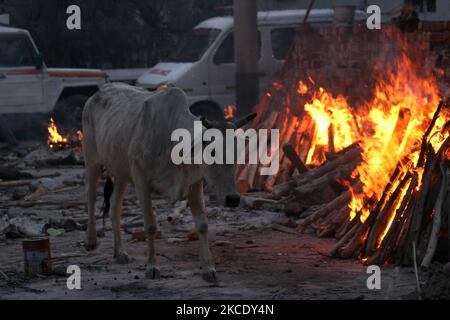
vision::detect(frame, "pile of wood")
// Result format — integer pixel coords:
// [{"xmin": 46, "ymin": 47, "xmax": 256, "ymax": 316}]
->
[
  {"xmin": 236, "ymin": 107, "xmax": 320, "ymax": 194},
  {"xmin": 238, "ymin": 98, "xmax": 449, "ymax": 267},
  {"xmin": 309, "ymin": 100, "xmax": 449, "ymax": 267}
]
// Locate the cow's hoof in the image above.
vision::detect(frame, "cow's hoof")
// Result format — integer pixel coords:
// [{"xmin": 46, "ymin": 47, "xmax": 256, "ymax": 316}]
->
[
  {"xmin": 202, "ymin": 269, "xmax": 218, "ymax": 283},
  {"xmin": 114, "ymin": 252, "xmax": 132, "ymax": 264},
  {"xmin": 145, "ymin": 267, "xmax": 161, "ymax": 280}
]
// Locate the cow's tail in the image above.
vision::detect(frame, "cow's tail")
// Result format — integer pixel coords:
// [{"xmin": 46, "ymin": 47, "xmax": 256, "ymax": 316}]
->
[{"xmin": 102, "ymin": 177, "xmax": 114, "ymax": 226}]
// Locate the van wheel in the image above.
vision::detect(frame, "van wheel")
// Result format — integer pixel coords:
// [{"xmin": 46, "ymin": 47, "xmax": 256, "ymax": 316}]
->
[
  {"xmin": 190, "ymin": 103, "xmax": 224, "ymax": 121},
  {"xmin": 53, "ymin": 95, "xmax": 89, "ymax": 132}
]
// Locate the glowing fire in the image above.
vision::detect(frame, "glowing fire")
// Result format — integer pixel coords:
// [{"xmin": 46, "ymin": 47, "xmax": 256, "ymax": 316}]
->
[
  {"xmin": 298, "ymin": 83, "xmax": 359, "ymax": 165},
  {"xmin": 290, "ymin": 46, "xmax": 448, "ymax": 251},
  {"xmin": 47, "ymin": 118, "xmax": 83, "ymax": 150},
  {"xmin": 76, "ymin": 130, "xmax": 84, "ymax": 141},
  {"xmin": 224, "ymin": 105, "xmax": 235, "ymax": 120},
  {"xmin": 350, "ymin": 52, "xmax": 443, "ymax": 230},
  {"xmin": 47, "ymin": 118, "xmax": 69, "ymax": 148}
]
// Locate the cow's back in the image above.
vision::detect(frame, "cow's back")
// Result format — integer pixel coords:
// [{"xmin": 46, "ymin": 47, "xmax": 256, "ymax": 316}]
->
[
  {"xmin": 82, "ymin": 83, "xmax": 200, "ymax": 197},
  {"xmin": 82, "ymin": 83, "xmax": 147, "ymax": 176}
]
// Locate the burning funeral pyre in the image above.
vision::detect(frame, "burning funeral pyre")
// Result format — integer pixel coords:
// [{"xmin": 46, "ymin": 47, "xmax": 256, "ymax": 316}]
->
[
  {"xmin": 47, "ymin": 118, "xmax": 83, "ymax": 151},
  {"xmin": 237, "ymin": 24, "xmax": 450, "ymax": 267}
]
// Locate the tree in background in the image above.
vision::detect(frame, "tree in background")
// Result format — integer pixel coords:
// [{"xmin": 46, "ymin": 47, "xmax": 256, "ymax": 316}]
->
[{"xmin": 0, "ymin": 0, "xmax": 231, "ymax": 68}]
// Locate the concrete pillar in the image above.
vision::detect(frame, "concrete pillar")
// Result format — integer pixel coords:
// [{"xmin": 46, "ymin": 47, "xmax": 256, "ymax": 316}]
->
[{"xmin": 234, "ymin": 0, "xmax": 259, "ymax": 118}]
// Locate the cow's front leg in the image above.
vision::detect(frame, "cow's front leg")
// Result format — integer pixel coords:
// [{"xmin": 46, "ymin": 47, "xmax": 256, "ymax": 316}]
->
[
  {"xmin": 188, "ymin": 180, "xmax": 217, "ymax": 283},
  {"xmin": 133, "ymin": 175, "xmax": 160, "ymax": 279},
  {"xmin": 109, "ymin": 179, "xmax": 130, "ymax": 264}
]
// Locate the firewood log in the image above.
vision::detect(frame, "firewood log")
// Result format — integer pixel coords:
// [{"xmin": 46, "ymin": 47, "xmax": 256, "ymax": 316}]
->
[
  {"xmin": 236, "ymin": 111, "xmax": 279, "ymax": 192},
  {"xmin": 367, "ymin": 173, "xmax": 418, "ymax": 266},
  {"xmin": 330, "ymin": 221, "xmax": 361, "ymax": 256},
  {"xmin": 294, "ymin": 165, "xmax": 354, "ymax": 198},
  {"xmin": 365, "ymin": 171, "xmax": 413, "ymax": 255},
  {"xmin": 362, "ymin": 160, "xmax": 407, "ymax": 255},
  {"xmin": 339, "ymin": 223, "xmax": 370, "ymax": 258},
  {"xmin": 325, "ymin": 142, "xmax": 360, "ymax": 161},
  {"xmin": 410, "ymin": 137, "xmax": 450, "ymax": 245},
  {"xmin": 276, "ymin": 157, "xmax": 295, "ymax": 185},
  {"xmin": 241, "ymin": 195, "xmax": 278, "ymax": 209},
  {"xmin": 417, "ymin": 100, "xmax": 444, "ymax": 167},
  {"xmin": 336, "ymin": 211, "xmax": 359, "ymax": 239},
  {"xmin": 328, "ymin": 124, "xmax": 335, "ymax": 154},
  {"xmin": 421, "ymin": 163, "xmax": 449, "ymax": 268},
  {"xmin": 237, "ymin": 163, "xmax": 259, "ymax": 193},
  {"xmin": 271, "ymin": 180, "xmax": 297, "ymax": 199},
  {"xmin": 298, "ymin": 181, "xmax": 362, "ymax": 232},
  {"xmin": 270, "ymin": 144, "xmax": 362, "ymax": 200},
  {"xmin": 394, "ymin": 193, "xmax": 418, "ymax": 266},
  {"xmin": 293, "ymin": 117, "xmax": 310, "ymax": 157},
  {"xmin": 252, "ymin": 93, "xmax": 271, "ymax": 127},
  {"xmin": 294, "ymin": 145, "xmax": 362, "ymax": 185},
  {"xmin": 265, "ymin": 117, "xmax": 298, "ymax": 191},
  {"xmin": 0, "ymin": 179, "xmax": 34, "ymax": 187},
  {"xmin": 282, "ymin": 143, "xmax": 308, "ymax": 174},
  {"xmin": 337, "ymin": 202, "xmax": 381, "ymax": 258},
  {"xmin": 316, "ymin": 221, "xmax": 337, "ymax": 237},
  {"xmin": 314, "ymin": 206, "xmax": 350, "ymax": 238},
  {"xmin": 386, "ymin": 107, "xmax": 411, "ymax": 157}
]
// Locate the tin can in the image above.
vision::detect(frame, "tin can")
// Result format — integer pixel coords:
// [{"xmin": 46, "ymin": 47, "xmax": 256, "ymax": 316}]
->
[{"xmin": 22, "ymin": 238, "xmax": 52, "ymax": 276}]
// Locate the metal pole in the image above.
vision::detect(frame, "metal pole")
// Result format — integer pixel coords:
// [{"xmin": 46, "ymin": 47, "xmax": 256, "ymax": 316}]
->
[{"xmin": 234, "ymin": 0, "xmax": 259, "ymax": 118}]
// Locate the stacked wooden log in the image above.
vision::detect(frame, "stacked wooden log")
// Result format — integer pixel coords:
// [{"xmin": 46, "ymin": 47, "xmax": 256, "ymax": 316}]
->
[
  {"xmin": 236, "ymin": 106, "xmax": 323, "ymax": 194},
  {"xmin": 298, "ymin": 100, "xmax": 450, "ymax": 266},
  {"xmin": 237, "ymin": 98, "xmax": 449, "ymax": 267}
]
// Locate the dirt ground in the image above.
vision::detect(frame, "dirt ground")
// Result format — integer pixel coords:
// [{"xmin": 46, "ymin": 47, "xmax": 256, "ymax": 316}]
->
[{"xmin": 0, "ymin": 143, "xmax": 419, "ymax": 300}]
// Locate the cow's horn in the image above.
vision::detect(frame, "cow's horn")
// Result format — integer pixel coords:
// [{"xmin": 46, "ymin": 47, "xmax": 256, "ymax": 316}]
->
[
  {"xmin": 200, "ymin": 116, "xmax": 214, "ymax": 129},
  {"xmin": 234, "ymin": 113, "xmax": 257, "ymax": 128}
]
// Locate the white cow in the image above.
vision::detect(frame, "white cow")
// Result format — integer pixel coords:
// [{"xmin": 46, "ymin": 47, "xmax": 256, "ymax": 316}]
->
[{"xmin": 82, "ymin": 83, "xmax": 254, "ymax": 282}]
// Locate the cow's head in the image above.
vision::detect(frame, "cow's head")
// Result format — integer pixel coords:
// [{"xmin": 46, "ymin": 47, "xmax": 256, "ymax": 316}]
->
[{"xmin": 200, "ymin": 113, "xmax": 257, "ymax": 207}]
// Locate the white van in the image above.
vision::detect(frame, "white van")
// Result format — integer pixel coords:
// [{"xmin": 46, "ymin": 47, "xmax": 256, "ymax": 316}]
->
[{"xmin": 137, "ymin": 9, "xmax": 366, "ymax": 120}]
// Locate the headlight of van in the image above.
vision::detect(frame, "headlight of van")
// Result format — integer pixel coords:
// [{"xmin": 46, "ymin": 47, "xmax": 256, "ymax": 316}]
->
[{"xmin": 157, "ymin": 82, "xmax": 175, "ymax": 90}]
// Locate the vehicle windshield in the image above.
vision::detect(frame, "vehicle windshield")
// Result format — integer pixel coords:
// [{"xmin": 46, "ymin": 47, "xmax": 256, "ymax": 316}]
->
[
  {"xmin": 164, "ymin": 28, "xmax": 221, "ymax": 63},
  {"xmin": 0, "ymin": 34, "xmax": 38, "ymax": 68}
]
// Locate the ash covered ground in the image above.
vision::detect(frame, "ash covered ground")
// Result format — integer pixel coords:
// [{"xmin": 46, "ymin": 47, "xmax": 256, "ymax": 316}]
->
[{"xmin": 0, "ymin": 142, "xmax": 419, "ymax": 300}]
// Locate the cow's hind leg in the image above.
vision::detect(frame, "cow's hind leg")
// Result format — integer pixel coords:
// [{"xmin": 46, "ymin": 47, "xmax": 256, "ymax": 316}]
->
[
  {"xmin": 85, "ymin": 164, "xmax": 102, "ymax": 250},
  {"xmin": 188, "ymin": 180, "xmax": 217, "ymax": 283},
  {"xmin": 110, "ymin": 179, "xmax": 130, "ymax": 264},
  {"xmin": 133, "ymin": 174, "xmax": 160, "ymax": 279}
]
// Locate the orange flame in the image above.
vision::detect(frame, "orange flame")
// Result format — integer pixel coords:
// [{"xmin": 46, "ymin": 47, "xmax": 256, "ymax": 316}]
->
[
  {"xmin": 47, "ymin": 118, "xmax": 69, "ymax": 148},
  {"xmin": 76, "ymin": 130, "xmax": 84, "ymax": 141},
  {"xmin": 224, "ymin": 105, "xmax": 235, "ymax": 120},
  {"xmin": 47, "ymin": 118, "xmax": 84, "ymax": 150},
  {"xmin": 300, "ymin": 84, "xmax": 358, "ymax": 165},
  {"xmin": 289, "ymin": 43, "xmax": 448, "ymax": 247}
]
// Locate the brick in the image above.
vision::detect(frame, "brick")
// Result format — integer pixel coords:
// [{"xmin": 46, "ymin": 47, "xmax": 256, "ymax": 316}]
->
[
  {"xmin": 420, "ymin": 21, "xmax": 447, "ymax": 32},
  {"xmin": 430, "ymin": 32, "xmax": 446, "ymax": 43}
]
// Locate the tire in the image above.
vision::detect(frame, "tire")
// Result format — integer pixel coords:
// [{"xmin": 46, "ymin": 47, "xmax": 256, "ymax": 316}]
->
[
  {"xmin": 53, "ymin": 94, "xmax": 89, "ymax": 132},
  {"xmin": 0, "ymin": 115, "xmax": 18, "ymax": 147},
  {"xmin": 190, "ymin": 102, "xmax": 224, "ymax": 122}
]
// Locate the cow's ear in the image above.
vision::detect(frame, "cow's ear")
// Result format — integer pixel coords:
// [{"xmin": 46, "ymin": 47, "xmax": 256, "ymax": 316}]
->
[
  {"xmin": 200, "ymin": 116, "xmax": 214, "ymax": 129},
  {"xmin": 234, "ymin": 113, "xmax": 257, "ymax": 128}
]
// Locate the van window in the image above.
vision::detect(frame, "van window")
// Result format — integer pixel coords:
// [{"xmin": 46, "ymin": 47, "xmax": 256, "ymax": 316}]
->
[
  {"xmin": 0, "ymin": 35, "xmax": 38, "ymax": 67},
  {"xmin": 271, "ymin": 28, "xmax": 296, "ymax": 60},
  {"xmin": 214, "ymin": 32, "xmax": 261, "ymax": 65},
  {"xmin": 164, "ymin": 28, "xmax": 221, "ymax": 63}
]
